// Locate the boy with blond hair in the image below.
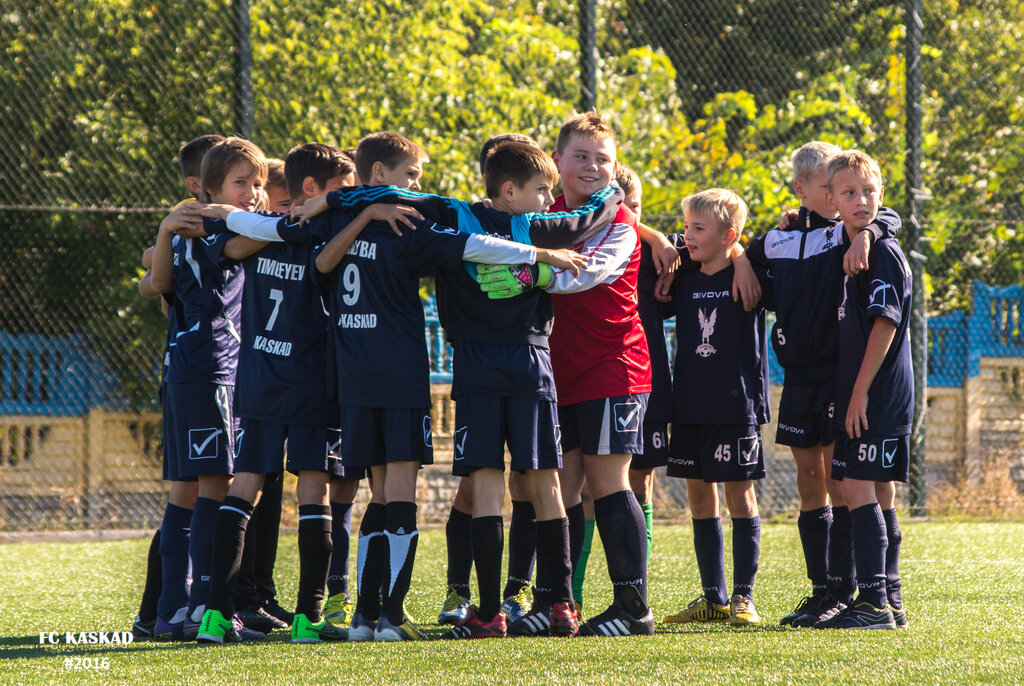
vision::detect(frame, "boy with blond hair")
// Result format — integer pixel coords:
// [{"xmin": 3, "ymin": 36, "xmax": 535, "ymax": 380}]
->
[
  {"xmin": 820, "ymin": 151, "xmax": 910, "ymax": 630},
  {"xmin": 662, "ymin": 189, "xmax": 772, "ymax": 627}
]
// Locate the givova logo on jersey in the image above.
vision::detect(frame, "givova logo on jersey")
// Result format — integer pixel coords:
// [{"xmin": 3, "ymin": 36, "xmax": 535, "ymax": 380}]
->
[
  {"xmin": 696, "ymin": 307, "xmax": 717, "ymax": 357},
  {"xmin": 188, "ymin": 427, "xmax": 222, "ymax": 460}
]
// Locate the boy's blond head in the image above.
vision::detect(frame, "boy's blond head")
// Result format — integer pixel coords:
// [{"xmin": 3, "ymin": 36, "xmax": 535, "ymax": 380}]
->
[
  {"xmin": 199, "ymin": 137, "xmax": 267, "ymax": 202},
  {"xmin": 792, "ymin": 141, "xmax": 841, "ymax": 182},
  {"xmin": 682, "ymin": 188, "xmax": 748, "ymax": 244},
  {"xmin": 555, "ymin": 111, "xmax": 615, "ymax": 154},
  {"xmin": 614, "ymin": 163, "xmax": 641, "ymax": 197},
  {"xmin": 483, "ymin": 141, "xmax": 558, "ymax": 199},
  {"xmin": 826, "ymin": 150, "xmax": 883, "ymax": 189},
  {"xmin": 354, "ymin": 132, "xmax": 427, "ymax": 184}
]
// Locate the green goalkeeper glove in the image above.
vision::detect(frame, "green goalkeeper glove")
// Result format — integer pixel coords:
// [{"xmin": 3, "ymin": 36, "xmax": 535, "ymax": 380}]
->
[{"xmin": 476, "ymin": 262, "xmax": 552, "ymax": 299}]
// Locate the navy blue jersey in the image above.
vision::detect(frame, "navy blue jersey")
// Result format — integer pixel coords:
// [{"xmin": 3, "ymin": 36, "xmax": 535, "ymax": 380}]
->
[
  {"xmin": 637, "ymin": 241, "xmax": 677, "ymax": 423},
  {"xmin": 745, "ymin": 206, "xmax": 900, "ymax": 384},
  {"xmin": 165, "ymin": 229, "xmax": 243, "ymax": 385},
  {"xmin": 670, "ymin": 265, "xmax": 771, "ymax": 425},
  {"xmin": 322, "ymin": 183, "xmax": 623, "ymax": 249},
  {"xmin": 235, "ymin": 237, "xmax": 333, "ymax": 425},
  {"xmin": 313, "ymin": 214, "xmax": 472, "ymax": 409},
  {"xmin": 836, "ymin": 236, "xmax": 914, "ymax": 437}
]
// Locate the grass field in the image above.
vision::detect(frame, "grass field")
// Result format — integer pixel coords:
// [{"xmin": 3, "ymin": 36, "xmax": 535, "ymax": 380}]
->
[{"xmin": 2, "ymin": 520, "xmax": 1023, "ymax": 685}]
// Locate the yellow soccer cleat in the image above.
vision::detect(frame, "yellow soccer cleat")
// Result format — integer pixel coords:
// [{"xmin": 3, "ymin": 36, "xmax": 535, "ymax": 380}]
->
[
  {"xmin": 729, "ymin": 595, "xmax": 762, "ymax": 627},
  {"xmin": 662, "ymin": 595, "xmax": 730, "ymax": 624}
]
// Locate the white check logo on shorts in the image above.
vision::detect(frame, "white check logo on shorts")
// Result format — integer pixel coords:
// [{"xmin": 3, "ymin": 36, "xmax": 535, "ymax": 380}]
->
[
  {"xmin": 613, "ymin": 402, "xmax": 642, "ymax": 433},
  {"xmin": 882, "ymin": 439, "xmax": 898, "ymax": 469},
  {"xmin": 233, "ymin": 428, "xmax": 245, "ymax": 459},
  {"xmin": 454, "ymin": 426, "xmax": 468, "ymax": 459},
  {"xmin": 738, "ymin": 435, "xmax": 759, "ymax": 466},
  {"xmin": 189, "ymin": 428, "xmax": 222, "ymax": 460},
  {"xmin": 422, "ymin": 415, "xmax": 433, "ymax": 448}
]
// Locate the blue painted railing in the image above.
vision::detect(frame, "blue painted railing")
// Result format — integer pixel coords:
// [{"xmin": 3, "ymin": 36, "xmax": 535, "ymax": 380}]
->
[{"xmin": 0, "ymin": 332, "xmax": 113, "ymax": 415}]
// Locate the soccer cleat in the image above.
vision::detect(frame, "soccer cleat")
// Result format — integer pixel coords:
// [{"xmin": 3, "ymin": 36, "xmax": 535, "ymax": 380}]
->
[
  {"xmin": 575, "ymin": 599, "xmax": 584, "ymax": 620},
  {"xmin": 890, "ymin": 604, "xmax": 909, "ymax": 629},
  {"xmin": 817, "ymin": 601, "xmax": 896, "ymax": 630},
  {"xmin": 323, "ymin": 593, "xmax": 355, "ymax": 627},
  {"xmin": 132, "ymin": 615, "xmax": 156, "ymax": 639},
  {"xmin": 183, "ymin": 605, "xmax": 205, "ymax": 641},
  {"xmin": 438, "ymin": 588, "xmax": 471, "ymax": 625},
  {"xmin": 549, "ymin": 601, "xmax": 579, "ymax": 637},
  {"xmin": 500, "ymin": 586, "xmax": 532, "ymax": 624},
  {"xmin": 291, "ymin": 613, "xmax": 348, "ymax": 643},
  {"xmin": 348, "ymin": 612, "xmax": 376, "ymax": 643},
  {"xmin": 441, "ymin": 606, "xmax": 507, "ymax": 639},
  {"xmin": 729, "ymin": 595, "xmax": 762, "ymax": 627},
  {"xmin": 662, "ymin": 595, "xmax": 730, "ymax": 624},
  {"xmin": 403, "ymin": 602, "xmax": 416, "ymax": 624},
  {"xmin": 779, "ymin": 595, "xmax": 817, "ymax": 626},
  {"xmin": 578, "ymin": 588, "xmax": 656, "ymax": 638},
  {"xmin": 238, "ymin": 605, "xmax": 287, "ymax": 633},
  {"xmin": 792, "ymin": 594, "xmax": 846, "ymax": 628},
  {"xmin": 196, "ymin": 609, "xmax": 267, "ymax": 644},
  {"xmin": 373, "ymin": 616, "xmax": 427, "ymax": 642},
  {"xmin": 507, "ymin": 606, "xmax": 552, "ymax": 637},
  {"xmin": 262, "ymin": 598, "xmax": 295, "ymax": 626},
  {"xmin": 152, "ymin": 606, "xmax": 188, "ymax": 641}
]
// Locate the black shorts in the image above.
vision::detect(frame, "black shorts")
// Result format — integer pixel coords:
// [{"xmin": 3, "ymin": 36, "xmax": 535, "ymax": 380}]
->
[
  {"xmin": 164, "ymin": 382, "xmax": 235, "ymax": 478},
  {"xmin": 667, "ymin": 424, "xmax": 766, "ymax": 482},
  {"xmin": 629, "ymin": 422, "xmax": 669, "ymax": 470},
  {"xmin": 831, "ymin": 433, "xmax": 910, "ymax": 483},
  {"xmin": 558, "ymin": 394, "xmax": 649, "ymax": 456},
  {"xmin": 450, "ymin": 395, "xmax": 562, "ymax": 476},
  {"xmin": 339, "ymin": 406, "xmax": 434, "ymax": 468},
  {"xmin": 775, "ymin": 381, "xmax": 837, "ymax": 448},
  {"xmin": 234, "ymin": 417, "xmax": 341, "ymax": 476}
]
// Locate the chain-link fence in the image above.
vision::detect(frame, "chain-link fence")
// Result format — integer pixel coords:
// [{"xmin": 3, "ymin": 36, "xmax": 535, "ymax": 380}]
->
[{"xmin": 2, "ymin": 0, "xmax": 1023, "ymax": 530}]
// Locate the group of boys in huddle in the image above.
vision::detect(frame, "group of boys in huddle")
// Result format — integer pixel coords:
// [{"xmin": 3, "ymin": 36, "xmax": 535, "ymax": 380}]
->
[{"xmin": 130, "ymin": 110, "xmax": 913, "ymax": 646}]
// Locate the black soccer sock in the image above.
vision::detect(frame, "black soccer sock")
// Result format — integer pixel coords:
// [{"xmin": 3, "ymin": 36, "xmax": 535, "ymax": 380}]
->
[
  {"xmin": 882, "ymin": 508, "xmax": 903, "ymax": 608},
  {"xmin": 296, "ymin": 504, "xmax": 333, "ymax": 621},
  {"xmin": 536, "ymin": 517, "xmax": 574, "ymax": 605},
  {"xmin": 692, "ymin": 516, "xmax": 728, "ymax": 606},
  {"xmin": 206, "ymin": 496, "xmax": 255, "ymax": 618},
  {"xmin": 355, "ymin": 502, "xmax": 387, "ymax": 619},
  {"xmin": 445, "ymin": 506, "xmax": 474, "ymax": 599},
  {"xmin": 381, "ymin": 501, "xmax": 418, "ymax": 626},
  {"xmin": 828, "ymin": 505, "xmax": 857, "ymax": 604},
  {"xmin": 850, "ymin": 503, "xmax": 888, "ymax": 608},
  {"xmin": 138, "ymin": 529, "xmax": 162, "ymax": 622},
  {"xmin": 503, "ymin": 500, "xmax": 536, "ymax": 599},
  {"xmin": 252, "ymin": 472, "xmax": 283, "ymax": 604},
  {"xmin": 471, "ymin": 515, "xmax": 504, "ymax": 622},
  {"xmin": 798, "ymin": 506, "xmax": 832, "ymax": 595},
  {"xmin": 732, "ymin": 516, "xmax": 761, "ymax": 599},
  {"xmin": 234, "ymin": 504, "xmax": 260, "ymax": 611},
  {"xmin": 594, "ymin": 490, "xmax": 649, "ymax": 606},
  {"xmin": 327, "ymin": 500, "xmax": 354, "ymax": 598},
  {"xmin": 567, "ymin": 501, "xmax": 585, "ymax": 577},
  {"xmin": 156, "ymin": 503, "xmax": 191, "ymax": 621},
  {"xmin": 187, "ymin": 496, "xmax": 221, "ymax": 618}
]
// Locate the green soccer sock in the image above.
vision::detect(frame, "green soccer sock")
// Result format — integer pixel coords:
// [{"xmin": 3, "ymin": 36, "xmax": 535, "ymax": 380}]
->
[
  {"xmin": 572, "ymin": 517, "xmax": 596, "ymax": 604},
  {"xmin": 641, "ymin": 503, "xmax": 654, "ymax": 562}
]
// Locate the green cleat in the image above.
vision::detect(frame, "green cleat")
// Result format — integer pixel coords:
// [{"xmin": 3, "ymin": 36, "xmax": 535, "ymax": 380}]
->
[
  {"xmin": 291, "ymin": 613, "xmax": 348, "ymax": 643},
  {"xmin": 323, "ymin": 593, "xmax": 354, "ymax": 627},
  {"xmin": 197, "ymin": 609, "xmax": 241, "ymax": 644},
  {"xmin": 662, "ymin": 595, "xmax": 730, "ymax": 624}
]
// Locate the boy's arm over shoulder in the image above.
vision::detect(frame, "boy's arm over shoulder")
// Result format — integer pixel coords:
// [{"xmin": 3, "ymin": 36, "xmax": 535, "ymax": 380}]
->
[
  {"xmin": 865, "ymin": 238, "xmax": 912, "ymax": 326},
  {"xmin": 544, "ymin": 219, "xmax": 636, "ymax": 294},
  {"xmin": 325, "ymin": 186, "xmax": 457, "ymax": 227},
  {"xmin": 522, "ymin": 184, "xmax": 623, "ymax": 249}
]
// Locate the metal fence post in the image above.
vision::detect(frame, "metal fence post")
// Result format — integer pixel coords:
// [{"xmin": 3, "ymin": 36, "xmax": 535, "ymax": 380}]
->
[
  {"xmin": 234, "ymin": 0, "xmax": 254, "ymax": 139},
  {"xmin": 905, "ymin": 0, "xmax": 927, "ymax": 515},
  {"xmin": 579, "ymin": 0, "xmax": 598, "ymax": 111}
]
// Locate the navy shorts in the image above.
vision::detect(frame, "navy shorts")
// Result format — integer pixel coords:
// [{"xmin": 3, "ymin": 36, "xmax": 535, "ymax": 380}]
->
[
  {"xmin": 164, "ymin": 382, "xmax": 234, "ymax": 478},
  {"xmin": 667, "ymin": 424, "xmax": 766, "ymax": 482},
  {"xmin": 831, "ymin": 433, "xmax": 910, "ymax": 483},
  {"xmin": 450, "ymin": 395, "xmax": 562, "ymax": 476},
  {"xmin": 775, "ymin": 381, "xmax": 837, "ymax": 448},
  {"xmin": 160, "ymin": 382, "xmax": 195, "ymax": 482},
  {"xmin": 630, "ymin": 422, "xmax": 669, "ymax": 470},
  {"xmin": 339, "ymin": 406, "xmax": 433, "ymax": 468},
  {"xmin": 558, "ymin": 394, "xmax": 649, "ymax": 456},
  {"xmin": 234, "ymin": 417, "xmax": 342, "ymax": 476}
]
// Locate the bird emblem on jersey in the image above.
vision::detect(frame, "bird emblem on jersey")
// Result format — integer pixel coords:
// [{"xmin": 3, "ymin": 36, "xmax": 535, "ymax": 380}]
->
[
  {"xmin": 696, "ymin": 307, "xmax": 718, "ymax": 357},
  {"xmin": 823, "ymin": 227, "xmax": 834, "ymax": 252}
]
